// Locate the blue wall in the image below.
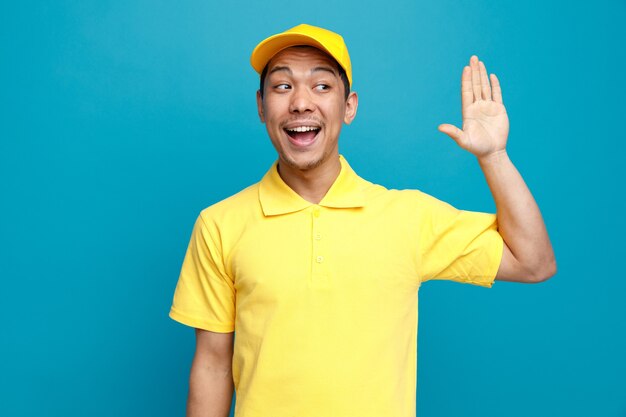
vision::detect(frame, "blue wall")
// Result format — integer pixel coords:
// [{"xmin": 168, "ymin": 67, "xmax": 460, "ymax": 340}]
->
[{"xmin": 1, "ymin": 1, "xmax": 624, "ymax": 416}]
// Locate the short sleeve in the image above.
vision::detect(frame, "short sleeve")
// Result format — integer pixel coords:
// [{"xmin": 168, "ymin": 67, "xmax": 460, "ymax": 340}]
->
[
  {"xmin": 416, "ymin": 192, "xmax": 504, "ymax": 287},
  {"xmin": 169, "ymin": 213, "xmax": 236, "ymax": 332}
]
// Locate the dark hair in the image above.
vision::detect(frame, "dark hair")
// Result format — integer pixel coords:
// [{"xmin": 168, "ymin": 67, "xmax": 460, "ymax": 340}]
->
[{"xmin": 258, "ymin": 47, "xmax": 351, "ymax": 101}]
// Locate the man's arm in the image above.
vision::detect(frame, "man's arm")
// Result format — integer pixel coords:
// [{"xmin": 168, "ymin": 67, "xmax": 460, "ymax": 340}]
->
[
  {"xmin": 187, "ymin": 329, "xmax": 235, "ymax": 417},
  {"xmin": 438, "ymin": 55, "xmax": 556, "ymax": 283}
]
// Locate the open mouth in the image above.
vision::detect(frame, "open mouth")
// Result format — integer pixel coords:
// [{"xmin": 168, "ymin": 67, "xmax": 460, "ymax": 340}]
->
[{"xmin": 284, "ymin": 126, "xmax": 321, "ymax": 147}]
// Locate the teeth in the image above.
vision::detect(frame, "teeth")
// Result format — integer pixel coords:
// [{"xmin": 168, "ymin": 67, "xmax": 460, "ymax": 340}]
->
[{"xmin": 286, "ymin": 126, "xmax": 319, "ymax": 132}]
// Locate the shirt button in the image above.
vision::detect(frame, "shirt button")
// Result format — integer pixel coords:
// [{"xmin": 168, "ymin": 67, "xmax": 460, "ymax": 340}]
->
[
  {"xmin": 313, "ymin": 208, "xmax": 321, "ymax": 218},
  {"xmin": 316, "ymin": 256, "xmax": 324, "ymax": 263}
]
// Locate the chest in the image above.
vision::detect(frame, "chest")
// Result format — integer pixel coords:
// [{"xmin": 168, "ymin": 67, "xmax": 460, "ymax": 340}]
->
[{"xmin": 228, "ymin": 206, "xmax": 419, "ymax": 302}]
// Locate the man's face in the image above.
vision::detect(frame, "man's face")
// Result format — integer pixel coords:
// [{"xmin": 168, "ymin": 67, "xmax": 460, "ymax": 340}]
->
[{"xmin": 256, "ymin": 46, "xmax": 358, "ymax": 172}]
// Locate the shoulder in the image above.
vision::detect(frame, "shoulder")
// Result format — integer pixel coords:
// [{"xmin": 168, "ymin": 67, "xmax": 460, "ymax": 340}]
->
[
  {"xmin": 187, "ymin": 182, "xmax": 264, "ymax": 252},
  {"xmin": 198, "ymin": 182, "xmax": 262, "ymax": 228},
  {"xmin": 363, "ymin": 180, "xmax": 452, "ymax": 211}
]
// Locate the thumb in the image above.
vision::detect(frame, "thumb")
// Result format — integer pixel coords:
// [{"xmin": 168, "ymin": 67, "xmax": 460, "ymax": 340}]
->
[{"xmin": 438, "ymin": 124, "xmax": 465, "ymax": 146}]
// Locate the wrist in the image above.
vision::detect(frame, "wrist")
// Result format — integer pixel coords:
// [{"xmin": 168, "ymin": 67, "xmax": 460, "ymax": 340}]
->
[{"xmin": 477, "ymin": 149, "xmax": 509, "ymax": 167}]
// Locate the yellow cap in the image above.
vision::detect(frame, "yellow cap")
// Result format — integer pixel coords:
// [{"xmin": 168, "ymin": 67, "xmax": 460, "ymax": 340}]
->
[{"xmin": 250, "ymin": 24, "xmax": 352, "ymax": 87}]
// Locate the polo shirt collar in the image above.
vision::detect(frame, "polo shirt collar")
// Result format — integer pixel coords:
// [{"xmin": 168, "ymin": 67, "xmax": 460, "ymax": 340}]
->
[{"xmin": 259, "ymin": 155, "xmax": 366, "ymax": 216}]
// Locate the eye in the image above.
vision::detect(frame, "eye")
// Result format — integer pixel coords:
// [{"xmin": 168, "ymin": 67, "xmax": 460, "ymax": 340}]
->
[
  {"xmin": 315, "ymin": 84, "xmax": 331, "ymax": 92},
  {"xmin": 274, "ymin": 83, "xmax": 291, "ymax": 90}
]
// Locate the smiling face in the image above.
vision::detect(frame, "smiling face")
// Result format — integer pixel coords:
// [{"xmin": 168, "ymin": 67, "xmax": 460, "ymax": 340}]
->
[{"xmin": 256, "ymin": 46, "xmax": 358, "ymax": 176}]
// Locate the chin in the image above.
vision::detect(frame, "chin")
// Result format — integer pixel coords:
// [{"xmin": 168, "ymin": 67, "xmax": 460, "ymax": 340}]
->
[{"xmin": 282, "ymin": 155, "xmax": 324, "ymax": 171}]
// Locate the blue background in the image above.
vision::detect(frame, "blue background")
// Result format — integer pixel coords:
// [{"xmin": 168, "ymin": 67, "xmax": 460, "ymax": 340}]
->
[{"xmin": 1, "ymin": 1, "xmax": 625, "ymax": 416}]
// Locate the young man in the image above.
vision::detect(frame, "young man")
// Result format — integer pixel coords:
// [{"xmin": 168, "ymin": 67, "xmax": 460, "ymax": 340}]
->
[{"xmin": 169, "ymin": 24, "xmax": 556, "ymax": 417}]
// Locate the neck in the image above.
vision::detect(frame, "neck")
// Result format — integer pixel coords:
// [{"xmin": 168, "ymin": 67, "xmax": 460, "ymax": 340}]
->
[{"xmin": 277, "ymin": 156, "xmax": 341, "ymax": 204}]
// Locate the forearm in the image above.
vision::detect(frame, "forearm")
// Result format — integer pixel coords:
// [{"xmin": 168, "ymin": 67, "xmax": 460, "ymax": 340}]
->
[
  {"xmin": 478, "ymin": 150, "xmax": 556, "ymax": 281},
  {"xmin": 187, "ymin": 358, "xmax": 234, "ymax": 417}
]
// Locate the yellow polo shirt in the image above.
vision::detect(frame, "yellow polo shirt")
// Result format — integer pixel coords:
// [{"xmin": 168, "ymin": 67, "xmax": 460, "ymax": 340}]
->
[{"xmin": 169, "ymin": 155, "xmax": 503, "ymax": 417}]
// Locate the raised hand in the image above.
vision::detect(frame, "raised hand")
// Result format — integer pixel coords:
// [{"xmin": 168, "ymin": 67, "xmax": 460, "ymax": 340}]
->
[{"xmin": 438, "ymin": 55, "xmax": 509, "ymax": 159}]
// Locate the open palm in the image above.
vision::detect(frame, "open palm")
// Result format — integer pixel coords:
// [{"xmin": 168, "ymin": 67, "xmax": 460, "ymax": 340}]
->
[{"xmin": 439, "ymin": 55, "xmax": 509, "ymax": 158}]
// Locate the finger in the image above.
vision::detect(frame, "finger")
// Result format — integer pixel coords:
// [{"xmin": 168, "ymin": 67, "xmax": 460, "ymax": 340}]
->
[
  {"xmin": 470, "ymin": 55, "xmax": 482, "ymax": 101},
  {"xmin": 479, "ymin": 61, "xmax": 492, "ymax": 100},
  {"xmin": 438, "ymin": 123, "xmax": 465, "ymax": 147},
  {"xmin": 461, "ymin": 66, "xmax": 473, "ymax": 114},
  {"xmin": 490, "ymin": 73, "xmax": 503, "ymax": 104}
]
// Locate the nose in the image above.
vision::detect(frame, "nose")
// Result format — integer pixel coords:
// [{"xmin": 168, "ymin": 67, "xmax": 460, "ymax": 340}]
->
[{"xmin": 289, "ymin": 86, "xmax": 316, "ymax": 114}]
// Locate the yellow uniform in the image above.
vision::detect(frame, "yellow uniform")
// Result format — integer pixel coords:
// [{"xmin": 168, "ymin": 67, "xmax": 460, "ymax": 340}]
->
[{"xmin": 169, "ymin": 155, "xmax": 503, "ymax": 417}]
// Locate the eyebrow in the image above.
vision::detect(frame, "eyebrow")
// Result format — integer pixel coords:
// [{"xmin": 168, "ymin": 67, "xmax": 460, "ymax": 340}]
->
[
  {"xmin": 268, "ymin": 66, "xmax": 292, "ymax": 76},
  {"xmin": 268, "ymin": 65, "xmax": 338, "ymax": 77},
  {"xmin": 311, "ymin": 66, "xmax": 338, "ymax": 77}
]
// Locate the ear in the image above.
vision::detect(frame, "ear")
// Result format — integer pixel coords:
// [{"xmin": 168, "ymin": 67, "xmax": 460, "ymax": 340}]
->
[
  {"xmin": 256, "ymin": 90, "xmax": 265, "ymax": 123},
  {"xmin": 343, "ymin": 91, "xmax": 358, "ymax": 125}
]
